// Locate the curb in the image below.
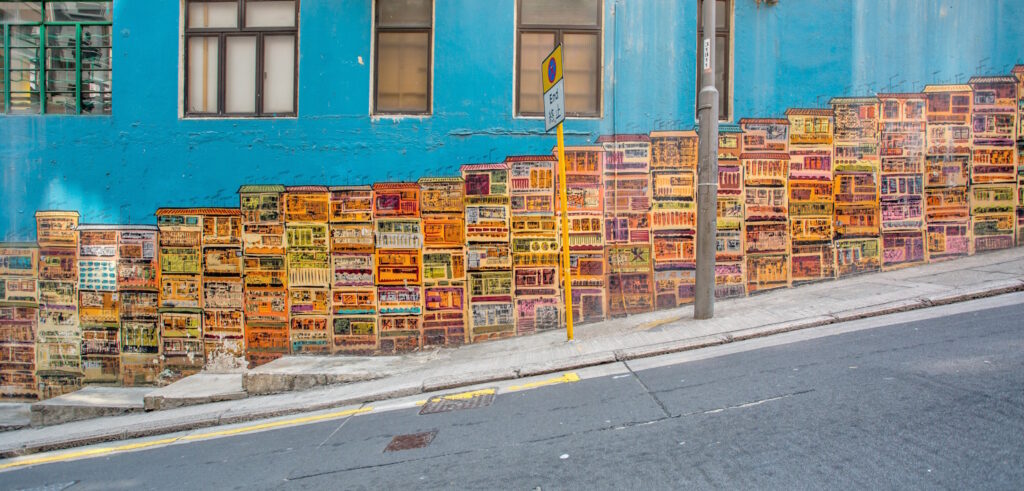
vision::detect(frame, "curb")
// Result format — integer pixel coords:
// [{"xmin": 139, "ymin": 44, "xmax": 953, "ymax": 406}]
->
[{"xmin": 3, "ymin": 280, "xmax": 1022, "ymax": 460}]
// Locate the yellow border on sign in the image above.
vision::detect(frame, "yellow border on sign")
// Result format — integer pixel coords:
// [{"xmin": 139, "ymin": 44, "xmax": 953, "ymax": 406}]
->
[{"xmin": 541, "ymin": 44, "xmax": 563, "ymax": 93}]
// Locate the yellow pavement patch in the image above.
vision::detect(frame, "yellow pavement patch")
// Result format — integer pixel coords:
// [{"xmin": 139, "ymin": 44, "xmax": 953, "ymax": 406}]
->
[
  {"xmin": 0, "ymin": 407, "xmax": 373, "ymax": 471},
  {"xmin": 506, "ymin": 372, "xmax": 580, "ymax": 392}
]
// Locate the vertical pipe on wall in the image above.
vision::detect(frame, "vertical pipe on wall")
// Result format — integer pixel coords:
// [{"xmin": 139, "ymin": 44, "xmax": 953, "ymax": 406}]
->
[{"xmin": 694, "ymin": 0, "xmax": 719, "ymax": 319}]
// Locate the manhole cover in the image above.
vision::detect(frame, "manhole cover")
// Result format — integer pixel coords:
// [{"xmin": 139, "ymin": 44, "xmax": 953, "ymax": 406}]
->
[
  {"xmin": 384, "ymin": 430, "xmax": 437, "ymax": 452},
  {"xmin": 419, "ymin": 388, "xmax": 496, "ymax": 415}
]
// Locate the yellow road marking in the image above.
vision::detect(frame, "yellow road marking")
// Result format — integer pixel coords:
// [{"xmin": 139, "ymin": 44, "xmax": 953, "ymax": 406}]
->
[
  {"xmin": 506, "ymin": 372, "xmax": 580, "ymax": 392},
  {"xmin": 0, "ymin": 437, "xmax": 181, "ymax": 470},
  {"xmin": 414, "ymin": 400, "xmax": 427, "ymax": 406},
  {"xmin": 0, "ymin": 407, "xmax": 373, "ymax": 470},
  {"xmin": 181, "ymin": 407, "xmax": 372, "ymax": 441},
  {"xmin": 428, "ymin": 388, "xmax": 496, "ymax": 402}
]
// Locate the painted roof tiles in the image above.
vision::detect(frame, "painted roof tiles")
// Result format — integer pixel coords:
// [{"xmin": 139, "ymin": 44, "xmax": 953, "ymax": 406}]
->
[
  {"xmin": 503, "ymin": 155, "xmax": 557, "ymax": 162},
  {"xmin": 155, "ymin": 207, "xmax": 240, "ymax": 216},
  {"xmin": 596, "ymin": 134, "xmax": 651, "ymax": 143},
  {"xmin": 238, "ymin": 184, "xmax": 285, "ymax": 193},
  {"xmin": 372, "ymin": 182, "xmax": 419, "ymax": 190},
  {"xmin": 876, "ymin": 93, "xmax": 926, "ymax": 99},
  {"xmin": 829, "ymin": 96, "xmax": 879, "ymax": 105},
  {"xmin": 922, "ymin": 84, "xmax": 972, "ymax": 93},
  {"xmin": 417, "ymin": 176, "xmax": 463, "ymax": 184},
  {"xmin": 459, "ymin": 163, "xmax": 507, "ymax": 172},
  {"xmin": 968, "ymin": 75, "xmax": 1017, "ymax": 84},
  {"xmin": 738, "ymin": 118, "xmax": 788, "ymax": 124},
  {"xmin": 328, "ymin": 185, "xmax": 372, "ymax": 191},
  {"xmin": 284, "ymin": 185, "xmax": 329, "ymax": 192},
  {"xmin": 785, "ymin": 108, "xmax": 834, "ymax": 116}
]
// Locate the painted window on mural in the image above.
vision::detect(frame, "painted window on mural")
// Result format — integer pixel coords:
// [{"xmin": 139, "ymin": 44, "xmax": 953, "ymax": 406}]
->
[
  {"xmin": 373, "ymin": 0, "xmax": 432, "ymax": 115},
  {"xmin": 0, "ymin": 1, "xmax": 112, "ymax": 115},
  {"xmin": 184, "ymin": 0, "xmax": 298, "ymax": 117},
  {"xmin": 696, "ymin": 0, "xmax": 731, "ymax": 121},
  {"xmin": 516, "ymin": 0, "xmax": 601, "ymax": 118}
]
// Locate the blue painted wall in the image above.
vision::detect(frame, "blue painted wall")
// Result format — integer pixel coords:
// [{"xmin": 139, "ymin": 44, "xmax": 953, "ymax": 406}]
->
[{"xmin": 2, "ymin": 0, "xmax": 1022, "ymax": 239}]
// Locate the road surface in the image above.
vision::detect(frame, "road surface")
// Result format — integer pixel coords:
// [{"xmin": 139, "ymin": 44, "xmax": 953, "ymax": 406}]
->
[{"xmin": 2, "ymin": 294, "xmax": 1023, "ymax": 489}]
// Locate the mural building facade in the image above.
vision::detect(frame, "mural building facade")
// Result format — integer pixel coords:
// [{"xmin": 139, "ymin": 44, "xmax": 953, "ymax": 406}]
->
[{"xmin": 1, "ymin": 0, "xmax": 1023, "ymax": 399}]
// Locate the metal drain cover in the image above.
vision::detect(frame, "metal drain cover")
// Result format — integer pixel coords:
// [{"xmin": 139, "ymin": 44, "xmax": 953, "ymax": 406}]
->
[
  {"xmin": 419, "ymin": 388, "xmax": 496, "ymax": 415},
  {"xmin": 384, "ymin": 430, "xmax": 437, "ymax": 452}
]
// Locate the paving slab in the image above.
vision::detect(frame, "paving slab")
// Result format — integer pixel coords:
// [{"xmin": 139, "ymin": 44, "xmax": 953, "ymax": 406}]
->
[
  {"xmin": 0, "ymin": 403, "xmax": 31, "ymax": 431},
  {"xmin": 30, "ymin": 387, "xmax": 151, "ymax": 427},
  {"xmin": 144, "ymin": 373, "xmax": 247, "ymax": 411},
  {"xmin": 243, "ymin": 355, "xmax": 403, "ymax": 395}
]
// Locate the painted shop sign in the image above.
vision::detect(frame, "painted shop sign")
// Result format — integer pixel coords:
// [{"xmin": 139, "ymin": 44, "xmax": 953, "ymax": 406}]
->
[
  {"xmin": 332, "ymin": 288, "xmax": 377, "ymax": 315},
  {"xmin": 242, "ymin": 256, "xmax": 287, "ymax": 288}
]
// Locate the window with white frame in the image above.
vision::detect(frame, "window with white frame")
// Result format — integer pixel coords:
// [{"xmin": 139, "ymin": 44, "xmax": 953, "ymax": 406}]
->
[
  {"xmin": 373, "ymin": 0, "xmax": 432, "ymax": 115},
  {"xmin": 184, "ymin": 0, "xmax": 298, "ymax": 117}
]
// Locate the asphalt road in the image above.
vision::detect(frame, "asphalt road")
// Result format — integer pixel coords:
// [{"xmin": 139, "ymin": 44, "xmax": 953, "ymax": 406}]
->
[{"xmin": 3, "ymin": 298, "xmax": 1023, "ymax": 490}]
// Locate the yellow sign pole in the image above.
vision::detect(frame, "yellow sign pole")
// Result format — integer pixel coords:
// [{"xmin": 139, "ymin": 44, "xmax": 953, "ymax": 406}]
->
[
  {"xmin": 556, "ymin": 122, "xmax": 574, "ymax": 341},
  {"xmin": 543, "ymin": 44, "xmax": 573, "ymax": 341}
]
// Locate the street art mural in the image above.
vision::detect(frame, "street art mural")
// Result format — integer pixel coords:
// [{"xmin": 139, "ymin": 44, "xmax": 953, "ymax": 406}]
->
[{"xmin": 3, "ymin": 65, "xmax": 1024, "ymax": 401}]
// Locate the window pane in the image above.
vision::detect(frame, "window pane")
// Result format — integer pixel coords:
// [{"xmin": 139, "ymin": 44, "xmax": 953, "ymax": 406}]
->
[
  {"xmin": 245, "ymin": 1, "xmax": 296, "ymax": 28},
  {"xmin": 520, "ymin": 0, "xmax": 599, "ymax": 27},
  {"xmin": 45, "ymin": 92, "xmax": 77, "ymax": 114},
  {"xmin": 263, "ymin": 34, "xmax": 295, "ymax": 114},
  {"xmin": 518, "ymin": 32, "xmax": 555, "ymax": 114},
  {"xmin": 45, "ymin": 69, "xmax": 76, "ymax": 93},
  {"xmin": 11, "ymin": 26, "xmax": 40, "ymax": 47},
  {"xmin": 225, "ymin": 36, "xmax": 256, "ymax": 113},
  {"xmin": 377, "ymin": 0, "xmax": 431, "ymax": 28},
  {"xmin": 0, "ymin": 2, "xmax": 43, "ymax": 23},
  {"xmin": 188, "ymin": 1, "xmax": 238, "ymax": 28},
  {"xmin": 46, "ymin": 25, "xmax": 77, "ymax": 49},
  {"xmin": 82, "ymin": 26, "xmax": 112, "ymax": 47},
  {"xmin": 716, "ymin": 0, "xmax": 727, "ymax": 30},
  {"xmin": 81, "ymin": 91, "xmax": 111, "ymax": 115},
  {"xmin": 46, "ymin": 1, "xmax": 112, "ymax": 22},
  {"xmin": 82, "ymin": 70, "xmax": 111, "ymax": 93},
  {"xmin": 375, "ymin": 31, "xmax": 429, "ymax": 113},
  {"xmin": 563, "ymin": 32, "xmax": 599, "ymax": 115},
  {"xmin": 10, "ymin": 92, "xmax": 41, "ymax": 114},
  {"xmin": 82, "ymin": 47, "xmax": 111, "ymax": 70},
  {"xmin": 187, "ymin": 36, "xmax": 219, "ymax": 113}
]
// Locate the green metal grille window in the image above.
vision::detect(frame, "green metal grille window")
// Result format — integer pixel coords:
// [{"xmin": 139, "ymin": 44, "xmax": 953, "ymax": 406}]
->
[{"xmin": 0, "ymin": 1, "xmax": 112, "ymax": 115}]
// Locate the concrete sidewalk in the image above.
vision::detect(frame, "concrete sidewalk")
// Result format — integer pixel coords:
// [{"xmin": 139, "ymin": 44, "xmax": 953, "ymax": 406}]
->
[{"xmin": 1, "ymin": 248, "xmax": 1022, "ymax": 457}]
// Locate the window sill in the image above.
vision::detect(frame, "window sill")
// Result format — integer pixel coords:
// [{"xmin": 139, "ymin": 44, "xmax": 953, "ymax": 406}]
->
[
  {"xmin": 515, "ymin": 114, "xmax": 603, "ymax": 121},
  {"xmin": 371, "ymin": 113, "xmax": 432, "ymax": 121},
  {"xmin": 181, "ymin": 115, "xmax": 299, "ymax": 120}
]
